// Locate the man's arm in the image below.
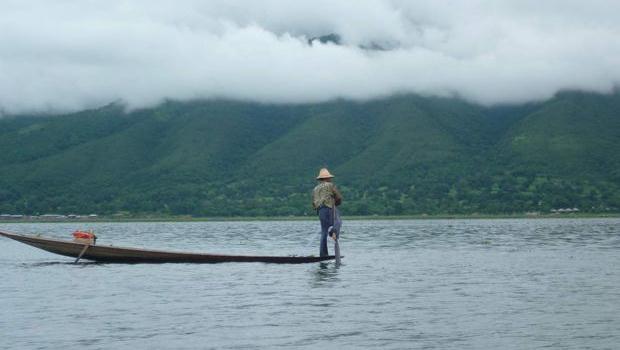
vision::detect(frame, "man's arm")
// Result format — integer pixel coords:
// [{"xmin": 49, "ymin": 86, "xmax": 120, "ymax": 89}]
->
[
  {"xmin": 333, "ymin": 186, "xmax": 343, "ymax": 206},
  {"xmin": 311, "ymin": 187, "xmax": 318, "ymax": 210}
]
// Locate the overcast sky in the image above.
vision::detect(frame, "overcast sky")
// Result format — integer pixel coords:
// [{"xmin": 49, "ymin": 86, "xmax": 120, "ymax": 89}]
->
[{"xmin": 1, "ymin": 0, "xmax": 619, "ymax": 114}]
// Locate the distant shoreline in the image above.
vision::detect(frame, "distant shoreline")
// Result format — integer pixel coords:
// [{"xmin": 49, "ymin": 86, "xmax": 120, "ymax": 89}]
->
[{"xmin": 1, "ymin": 212, "xmax": 618, "ymax": 224}]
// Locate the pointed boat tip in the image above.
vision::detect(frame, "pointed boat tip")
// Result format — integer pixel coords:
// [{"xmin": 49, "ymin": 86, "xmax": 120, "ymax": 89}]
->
[{"xmin": 0, "ymin": 230, "xmax": 28, "ymax": 239}]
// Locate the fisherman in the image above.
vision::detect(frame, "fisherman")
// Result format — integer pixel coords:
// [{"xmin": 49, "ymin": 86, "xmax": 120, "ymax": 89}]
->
[{"xmin": 312, "ymin": 168, "xmax": 343, "ymax": 257}]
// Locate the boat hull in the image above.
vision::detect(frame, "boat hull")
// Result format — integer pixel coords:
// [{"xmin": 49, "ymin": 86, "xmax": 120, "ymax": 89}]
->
[{"xmin": 0, "ymin": 230, "xmax": 337, "ymax": 264}]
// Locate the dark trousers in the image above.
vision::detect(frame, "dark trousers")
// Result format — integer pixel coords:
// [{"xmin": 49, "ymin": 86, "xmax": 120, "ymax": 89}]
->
[{"xmin": 318, "ymin": 206, "xmax": 333, "ymax": 257}]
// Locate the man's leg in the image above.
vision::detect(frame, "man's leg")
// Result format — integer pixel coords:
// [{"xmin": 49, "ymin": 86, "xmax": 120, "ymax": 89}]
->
[{"xmin": 319, "ymin": 207, "xmax": 331, "ymax": 257}]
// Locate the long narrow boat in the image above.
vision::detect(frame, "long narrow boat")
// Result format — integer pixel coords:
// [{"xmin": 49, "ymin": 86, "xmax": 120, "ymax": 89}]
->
[{"xmin": 0, "ymin": 230, "xmax": 337, "ymax": 264}]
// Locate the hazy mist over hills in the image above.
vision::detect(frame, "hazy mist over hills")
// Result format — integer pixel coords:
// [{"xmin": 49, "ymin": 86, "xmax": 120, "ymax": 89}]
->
[{"xmin": 2, "ymin": 1, "xmax": 620, "ymax": 114}]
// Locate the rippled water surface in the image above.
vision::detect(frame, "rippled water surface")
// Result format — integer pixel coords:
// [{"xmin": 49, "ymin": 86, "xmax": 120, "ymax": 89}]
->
[{"xmin": 1, "ymin": 219, "xmax": 619, "ymax": 349}]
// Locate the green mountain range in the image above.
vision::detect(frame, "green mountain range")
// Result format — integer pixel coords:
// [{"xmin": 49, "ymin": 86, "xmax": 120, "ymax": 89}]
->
[{"xmin": 1, "ymin": 91, "xmax": 619, "ymax": 216}]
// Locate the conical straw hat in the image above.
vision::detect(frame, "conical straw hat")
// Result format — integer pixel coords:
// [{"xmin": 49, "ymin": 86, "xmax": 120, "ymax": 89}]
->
[{"xmin": 316, "ymin": 168, "xmax": 335, "ymax": 179}]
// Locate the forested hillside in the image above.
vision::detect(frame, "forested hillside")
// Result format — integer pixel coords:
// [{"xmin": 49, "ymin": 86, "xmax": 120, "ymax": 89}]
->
[{"xmin": 1, "ymin": 91, "xmax": 619, "ymax": 216}]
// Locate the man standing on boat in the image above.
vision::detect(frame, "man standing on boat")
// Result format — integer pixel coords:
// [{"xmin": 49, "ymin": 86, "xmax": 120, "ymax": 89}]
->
[{"xmin": 312, "ymin": 168, "xmax": 343, "ymax": 257}]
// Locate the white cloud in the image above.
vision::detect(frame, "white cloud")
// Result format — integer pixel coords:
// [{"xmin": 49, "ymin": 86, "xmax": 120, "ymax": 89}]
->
[{"xmin": 1, "ymin": 0, "xmax": 619, "ymax": 114}]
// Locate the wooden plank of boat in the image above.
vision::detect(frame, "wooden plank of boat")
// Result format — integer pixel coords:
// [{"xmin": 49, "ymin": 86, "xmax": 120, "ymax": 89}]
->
[{"xmin": 0, "ymin": 230, "xmax": 337, "ymax": 264}]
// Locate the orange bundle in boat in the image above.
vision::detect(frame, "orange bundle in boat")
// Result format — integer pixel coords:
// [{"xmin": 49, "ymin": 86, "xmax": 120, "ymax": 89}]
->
[{"xmin": 72, "ymin": 230, "xmax": 97, "ymax": 244}]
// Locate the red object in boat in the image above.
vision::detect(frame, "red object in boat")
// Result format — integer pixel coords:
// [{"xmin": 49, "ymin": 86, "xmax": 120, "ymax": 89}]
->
[{"xmin": 72, "ymin": 230, "xmax": 96, "ymax": 239}]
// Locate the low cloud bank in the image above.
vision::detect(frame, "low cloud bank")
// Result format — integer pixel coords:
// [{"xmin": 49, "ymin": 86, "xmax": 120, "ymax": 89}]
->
[{"xmin": 1, "ymin": 0, "xmax": 619, "ymax": 114}]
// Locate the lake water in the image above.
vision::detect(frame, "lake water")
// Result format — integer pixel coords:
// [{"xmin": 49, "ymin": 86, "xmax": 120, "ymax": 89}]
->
[{"xmin": 1, "ymin": 219, "xmax": 619, "ymax": 349}]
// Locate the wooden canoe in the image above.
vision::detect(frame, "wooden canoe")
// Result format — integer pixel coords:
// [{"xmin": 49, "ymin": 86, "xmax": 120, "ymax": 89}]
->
[{"xmin": 0, "ymin": 230, "xmax": 337, "ymax": 264}]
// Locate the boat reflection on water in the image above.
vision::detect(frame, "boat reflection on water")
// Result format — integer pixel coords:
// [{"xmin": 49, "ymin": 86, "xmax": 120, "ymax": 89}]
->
[{"xmin": 311, "ymin": 261, "xmax": 341, "ymax": 286}]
